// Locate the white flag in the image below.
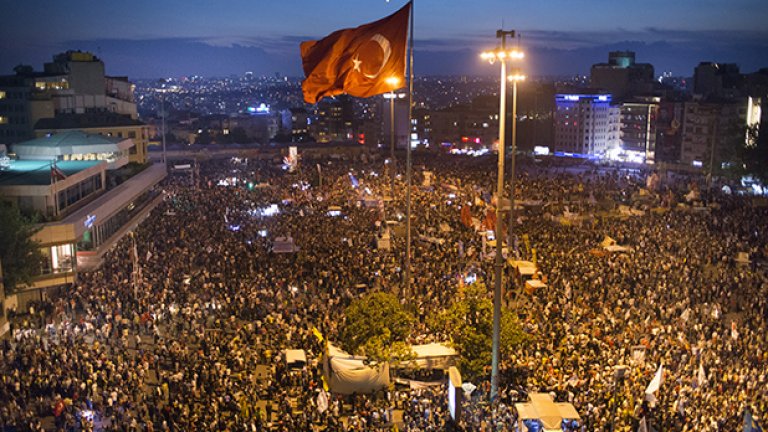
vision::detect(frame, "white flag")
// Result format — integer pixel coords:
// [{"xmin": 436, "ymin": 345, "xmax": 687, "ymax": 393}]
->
[
  {"xmin": 697, "ymin": 363, "xmax": 706, "ymax": 388},
  {"xmin": 317, "ymin": 390, "xmax": 329, "ymax": 414},
  {"xmin": 645, "ymin": 364, "xmax": 664, "ymax": 396},
  {"xmin": 637, "ymin": 416, "xmax": 648, "ymax": 432}
]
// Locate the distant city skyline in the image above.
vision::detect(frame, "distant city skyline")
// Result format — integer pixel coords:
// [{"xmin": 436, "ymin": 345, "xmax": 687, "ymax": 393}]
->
[{"xmin": 1, "ymin": 0, "xmax": 767, "ymax": 79}]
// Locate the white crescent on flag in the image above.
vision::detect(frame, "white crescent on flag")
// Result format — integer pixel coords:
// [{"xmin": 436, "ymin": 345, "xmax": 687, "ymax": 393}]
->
[{"xmin": 362, "ymin": 34, "xmax": 392, "ymax": 79}]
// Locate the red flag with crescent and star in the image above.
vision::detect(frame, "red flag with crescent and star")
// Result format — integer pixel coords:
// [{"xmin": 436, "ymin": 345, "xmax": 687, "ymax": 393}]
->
[{"xmin": 300, "ymin": 2, "xmax": 411, "ymax": 104}]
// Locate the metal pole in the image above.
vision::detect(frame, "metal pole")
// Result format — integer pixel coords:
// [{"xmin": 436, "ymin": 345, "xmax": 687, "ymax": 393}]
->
[
  {"xmin": 390, "ymin": 91, "xmax": 396, "ymax": 201},
  {"xmin": 405, "ymin": 2, "xmax": 414, "ymax": 295},
  {"xmin": 490, "ymin": 30, "xmax": 510, "ymax": 402},
  {"xmin": 507, "ymin": 79, "xmax": 518, "ymax": 253},
  {"xmin": 161, "ymin": 93, "xmax": 167, "ymax": 166}
]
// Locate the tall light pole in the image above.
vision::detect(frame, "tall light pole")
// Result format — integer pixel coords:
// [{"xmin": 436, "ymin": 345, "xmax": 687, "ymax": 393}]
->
[
  {"xmin": 507, "ymin": 72, "xmax": 525, "ymax": 253},
  {"xmin": 386, "ymin": 77, "xmax": 401, "ymax": 202},
  {"xmin": 481, "ymin": 31, "xmax": 524, "ymax": 402}
]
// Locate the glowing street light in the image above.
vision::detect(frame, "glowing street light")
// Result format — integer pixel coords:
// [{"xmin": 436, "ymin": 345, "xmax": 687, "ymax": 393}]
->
[
  {"xmin": 481, "ymin": 30, "xmax": 524, "ymax": 403},
  {"xmin": 386, "ymin": 76, "xmax": 401, "ymax": 201}
]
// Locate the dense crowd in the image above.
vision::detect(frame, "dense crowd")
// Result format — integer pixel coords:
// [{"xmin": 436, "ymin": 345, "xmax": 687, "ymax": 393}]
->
[{"xmin": 1, "ymin": 151, "xmax": 766, "ymax": 431}]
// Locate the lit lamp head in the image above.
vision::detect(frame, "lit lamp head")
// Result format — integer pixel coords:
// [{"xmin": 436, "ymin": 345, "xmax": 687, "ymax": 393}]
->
[
  {"xmin": 508, "ymin": 72, "xmax": 527, "ymax": 82},
  {"xmin": 385, "ymin": 76, "xmax": 401, "ymax": 88},
  {"xmin": 480, "ymin": 49, "xmax": 525, "ymax": 65}
]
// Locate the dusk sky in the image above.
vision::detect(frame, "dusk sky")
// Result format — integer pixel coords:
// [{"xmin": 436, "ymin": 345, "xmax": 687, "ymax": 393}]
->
[{"xmin": 1, "ymin": 0, "xmax": 767, "ymax": 79}]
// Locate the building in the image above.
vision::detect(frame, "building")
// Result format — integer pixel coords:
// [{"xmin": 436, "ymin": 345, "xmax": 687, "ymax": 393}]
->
[
  {"xmin": 590, "ymin": 51, "xmax": 655, "ymax": 101},
  {"xmin": 654, "ymin": 101, "xmax": 685, "ymax": 164},
  {"xmin": 430, "ymin": 95, "xmax": 499, "ymax": 149},
  {"xmin": 0, "ymin": 131, "xmax": 166, "ymax": 309},
  {"xmin": 619, "ymin": 97, "xmax": 660, "ymax": 163},
  {"xmin": 0, "ymin": 51, "xmax": 144, "ymax": 159},
  {"xmin": 34, "ymin": 113, "xmax": 150, "ymax": 164},
  {"xmin": 280, "ymin": 108, "xmax": 310, "ymax": 142},
  {"xmin": 310, "ymin": 96, "xmax": 355, "ymax": 143},
  {"xmin": 379, "ymin": 92, "xmax": 410, "ymax": 149},
  {"xmin": 680, "ymin": 97, "xmax": 762, "ymax": 169},
  {"xmin": 554, "ymin": 93, "xmax": 620, "ymax": 156},
  {"xmin": 693, "ymin": 62, "xmax": 743, "ymax": 99}
]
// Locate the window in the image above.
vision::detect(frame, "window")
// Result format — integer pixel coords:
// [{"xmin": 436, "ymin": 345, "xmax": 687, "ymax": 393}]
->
[
  {"xmin": 0, "ymin": 116, "xmax": 7, "ymax": 124},
  {"xmin": 0, "ymin": 90, "xmax": 5, "ymax": 99}
]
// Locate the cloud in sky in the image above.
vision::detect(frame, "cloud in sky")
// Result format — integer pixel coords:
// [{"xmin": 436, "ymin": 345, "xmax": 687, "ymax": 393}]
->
[{"xmin": 0, "ymin": 28, "xmax": 766, "ymax": 78}]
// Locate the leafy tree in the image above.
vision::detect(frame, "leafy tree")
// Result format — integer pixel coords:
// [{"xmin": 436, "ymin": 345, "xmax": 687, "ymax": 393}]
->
[
  {"xmin": 733, "ymin": 124, "xmax": 768, "ymax": 184},
  {"xmin": 339, "ymin": 291, "xmax": 415, "ymax": 364},
  {"xmin": 0, "ymin": 202, "xmax": 43, "ymax": 292},
  {"xmin": 428, "ymin": 282, "xmax": 528, "ymax": 380}
]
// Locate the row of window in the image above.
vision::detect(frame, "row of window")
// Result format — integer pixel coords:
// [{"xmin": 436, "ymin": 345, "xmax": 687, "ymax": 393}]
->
[{"xmin": 56, "ymin": 173, "xmax": 103, "ymax": 213}]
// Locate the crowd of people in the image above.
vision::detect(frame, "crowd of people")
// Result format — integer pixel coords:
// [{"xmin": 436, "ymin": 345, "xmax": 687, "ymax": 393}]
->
[{"xmin": 1, "ymin": 150, "xmax": 766, "ymax": 431}]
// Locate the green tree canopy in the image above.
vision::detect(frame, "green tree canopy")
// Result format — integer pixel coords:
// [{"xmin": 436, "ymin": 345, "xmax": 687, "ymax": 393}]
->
[
  {"xmin": 428, "ymin": 282, "xmax": 528, "ymax": 380},
  {"xmin": 0, "ymin": 202, "xmax": 43, "ymax": 292},
  {"xmin": 339, "ymin": 291, "xmax": 415, "ymax": 364}
]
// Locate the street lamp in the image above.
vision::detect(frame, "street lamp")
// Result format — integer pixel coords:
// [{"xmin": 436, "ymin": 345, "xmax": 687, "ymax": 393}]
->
[
  {"xmin": 506, "ymin": 71, "xmax": 525, "ymax": 263},
  {"xmin": 386, "ymin": 76, "xmax": 401, "ymax": 201},
  {"xmin": 481, "ymin": 30, "xmax": 524, "ymax": 402}
]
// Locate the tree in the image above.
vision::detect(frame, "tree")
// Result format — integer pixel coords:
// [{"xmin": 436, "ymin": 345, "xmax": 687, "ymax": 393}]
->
[
  {"xmin": 735, "ymin": 124, "xmax": 768, "ymax": 184},
  {"xmin": 339, "ymin": 291, "xmax": 415, "ymax": 364},
  {"xmin": 0, "ymin": 202, "xmax": 43, "ymax": 292},
  {"xmin": 428, "ymin": 282, "xmax": 528, "ymax": 380}
]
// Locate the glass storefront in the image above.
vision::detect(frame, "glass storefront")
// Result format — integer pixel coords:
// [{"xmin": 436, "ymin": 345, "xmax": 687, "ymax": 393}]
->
[{"xmin": 38, "ymin": 243, "xmax": 75, "ymax": 276}]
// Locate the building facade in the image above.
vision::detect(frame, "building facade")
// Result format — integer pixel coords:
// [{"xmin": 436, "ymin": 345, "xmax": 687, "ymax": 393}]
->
[
  {"xmin": 590, "ymin": 51, "xmax": 655, "ymax": 101},
  {"xmin": 680, "ymin": 97, "xmax": 762, "ymax": 168},
  {"xmin": 0, "ymin": 51, "xmax": 144, "ymax": 156},
  {"xmin": 554, "ymin": 93, "xmax": 620, "ymax": 156},
  {"xmin": 620, "ymin": 97, "xmax": 660, "ymax": 163}
]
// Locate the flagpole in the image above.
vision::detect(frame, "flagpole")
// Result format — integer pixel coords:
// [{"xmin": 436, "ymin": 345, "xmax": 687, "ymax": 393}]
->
[{"xmin": 404, "ymin": 0, "xmax": 414, "ymax": 296}]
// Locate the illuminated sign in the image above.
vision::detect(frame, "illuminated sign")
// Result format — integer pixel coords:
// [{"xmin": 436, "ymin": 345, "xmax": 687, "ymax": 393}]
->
[{"xmin": 84, "ymin": 214, "xmax": 96, "ymax": 229}]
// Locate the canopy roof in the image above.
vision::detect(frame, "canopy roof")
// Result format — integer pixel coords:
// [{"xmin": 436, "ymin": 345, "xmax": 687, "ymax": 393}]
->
[
  {"xmin": 516, "ymin": 393, "xmax": 580, "ymax": 430},
  {"xmin": 12, "ymin": 130, "xmax": 132, "ymax": 159}
]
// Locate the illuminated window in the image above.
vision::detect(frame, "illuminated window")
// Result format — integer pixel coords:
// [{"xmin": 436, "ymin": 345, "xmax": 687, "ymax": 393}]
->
[
  {"xmin": 0, "ymin": 91, "xmax": 5, "ymax": 99},
  {"xmin": 0, "ymin": 116, "xmax": 7, "ymax": 124}
]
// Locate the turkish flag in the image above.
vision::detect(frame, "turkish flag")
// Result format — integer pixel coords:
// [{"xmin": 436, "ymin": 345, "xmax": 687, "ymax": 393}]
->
[{"xmin": 300, "ymin": 2, "xmax": 410, "ymax": 104}]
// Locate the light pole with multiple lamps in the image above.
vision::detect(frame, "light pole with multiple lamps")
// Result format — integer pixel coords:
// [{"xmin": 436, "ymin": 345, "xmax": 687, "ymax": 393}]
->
[
  {"xmin": 507, "ymin": 72, "xmax": 525, "ymax": 253},
  {"xmin": 386, "ymin": 76, "xmax": 401, "ymax": 201},
  {"xmin": 481, "ymin": 30, "xmax": 524, "ymax": 402}
]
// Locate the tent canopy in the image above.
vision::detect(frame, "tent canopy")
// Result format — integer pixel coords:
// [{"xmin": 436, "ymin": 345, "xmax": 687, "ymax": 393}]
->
[
  {"xmin": 284, "ymin": 349, "xmax": 307, "ymax": 367},
  {"xmin": 509, "ymin": 260, "xmax": 537, "ymax": 276},
  {"xmin": 516, "ymin": 393, "xmax": 580, "ymax": 430},
  {"xmin": 396, "ymin": 343, "xmax": 458, "ymax": 370},
  {"xmin": 323, "ymin": 343, "xmax": 390, "ymax": 395}
]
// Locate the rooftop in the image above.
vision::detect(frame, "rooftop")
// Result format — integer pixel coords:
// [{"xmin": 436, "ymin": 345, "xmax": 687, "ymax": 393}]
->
[
  {"xmin": 35, "ymin": 113, "xmax": 145, "ymax": 130},
  {"xmin": 0, "ymin": 160, "xmax": 102, "ymax": 186},
  {"xmin": 15, "ymin": 130, "xmax": 124, "ymax": 149}
]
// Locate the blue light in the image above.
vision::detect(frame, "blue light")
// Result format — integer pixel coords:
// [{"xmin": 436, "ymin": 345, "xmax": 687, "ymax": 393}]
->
[{"xmin": 84, "ymin": 214, "xmax": 96, "ymax": 229}]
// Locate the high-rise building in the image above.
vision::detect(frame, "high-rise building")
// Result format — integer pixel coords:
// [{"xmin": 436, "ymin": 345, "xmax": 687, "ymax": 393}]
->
[
  {"xmin": 554, "ymin": 93, "xmax": 620, "ymax": 156},
  {"xmin": 619, "ymin": 97, "xmax": 660, "ymax": 163},
  {"xmin": 430, "ymin": 95, "xmax": 499, "ymax": 148},
  {"xmin": 310, "ymin": 95, "xmax": 354, "ymax": 143},
  {"xmin": 0, "ymin": 51, "xmax": 146, "ymax": 162},
  {"xmin": 590, "ymin": 51, "xmax": 655, "ymax": 101},
  {"xmin": 693, "ymin": 62, "xmax": 742, "ymax": 99},
  {"xmin": 379, "ymin": 92, "xmax": 409, "ymax": 149},
  {"xmin": 680, "ymin": 97, "xmax": 762, "ymax": 169},
  {"xmin": 654, "ymin": 101, "xmax": 685, "ymax": 164}
]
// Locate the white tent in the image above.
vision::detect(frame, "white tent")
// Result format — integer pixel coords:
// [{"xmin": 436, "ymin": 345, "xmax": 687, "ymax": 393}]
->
[
  {"xmin": 516, "ymin": 393, "xmax": 580, "ymax": 431},
  {"xmin": 509, "ymin": 260, "xmax": 537, "ymax": 277},
  {"xmin": 323, "ymin": 344, "xmax": 390, "ymax": 395},
  {"xmin": 284, "ymin": 349, "xmax": 307, "ymax": 368},
  {"xmin": 395, "ymin": 343, "xmax": 458, "ymax": 370},
  {"xmin": 272, "ymin": 236, "xmax": 298, "ymax": 253}
]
